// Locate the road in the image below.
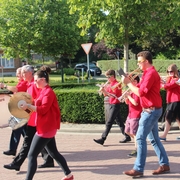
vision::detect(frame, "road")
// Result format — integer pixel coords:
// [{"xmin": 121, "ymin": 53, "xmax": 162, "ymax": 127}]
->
[{"xmin": 0, "ymin": 126, "xmax": 180, "ymax": 180}]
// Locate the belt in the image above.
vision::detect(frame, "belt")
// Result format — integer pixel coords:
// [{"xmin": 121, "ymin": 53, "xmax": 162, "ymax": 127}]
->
[{"xmin": 143, "ymin": 107, "xmax": 161, "ymax": 113}]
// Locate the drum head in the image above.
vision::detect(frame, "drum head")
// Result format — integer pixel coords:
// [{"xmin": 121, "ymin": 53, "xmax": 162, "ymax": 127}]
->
[
  {"xmin": 0, "ymin": 94, "xmax": 12, "ymax": 127},
  {"xmin": 13, "ymin": 119, "xmax": 28, "ymax": 130}
]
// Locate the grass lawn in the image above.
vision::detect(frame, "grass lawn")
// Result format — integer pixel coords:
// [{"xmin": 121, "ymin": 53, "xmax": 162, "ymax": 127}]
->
[{"xmin": 2, "ymin": 74, "xmax": 104, "ymax": 87}]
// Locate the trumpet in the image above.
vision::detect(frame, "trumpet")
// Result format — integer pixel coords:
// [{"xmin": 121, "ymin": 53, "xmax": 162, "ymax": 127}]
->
[
  {"xmin": 96, "ymin": 81, "xmax": 109, "ymax": 96},
  {"xmin": 117, "ymin": 88, "xmax": 131, "ymax": 103}
]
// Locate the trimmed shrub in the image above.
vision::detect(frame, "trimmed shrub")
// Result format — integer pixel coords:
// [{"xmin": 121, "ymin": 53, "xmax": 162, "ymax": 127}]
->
[
  {"xmin": 54, "ymin": 87, "xmax": 166, "ymax": 124},
  {"xmin": 97, "ymin": 59, "xmax": 180, "ymax": 73}
]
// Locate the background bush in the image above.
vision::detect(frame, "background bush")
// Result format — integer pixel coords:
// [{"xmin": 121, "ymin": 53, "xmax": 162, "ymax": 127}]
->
[
  {"xmin": 54, "ymin": 87, "xmax": 166, "ymax": 124},
  {"xmin": 97, "ymin": 59, "xmax": 180, "ymax": 73}
]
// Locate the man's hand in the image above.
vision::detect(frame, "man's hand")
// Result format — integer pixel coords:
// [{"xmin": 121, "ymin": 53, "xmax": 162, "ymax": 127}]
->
[{"xmin": 121, "ymin": 76, "xmax": 131, "ymax": 85}]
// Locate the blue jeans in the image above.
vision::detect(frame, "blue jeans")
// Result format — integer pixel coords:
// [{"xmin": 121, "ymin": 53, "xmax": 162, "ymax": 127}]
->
[
  {"xmin": 133, "ymin": 108, "xmax": 169, "ymax": 172},
  {"xmin": 10, "ymin": 125, "xmax": 26, "ymax": 151}
]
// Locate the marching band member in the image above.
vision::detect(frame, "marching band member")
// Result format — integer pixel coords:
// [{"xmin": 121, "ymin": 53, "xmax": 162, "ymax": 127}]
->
[
  {"xmin": 4, "ymin": 65, "xmax": 54, "ymax": 171},
  {"xmin": 93, "ymin": 69, "xmax": 131, "ymax": 145},
  {"xmin": 21, "ymin": 67, "xmax": 74, "ymax": 180},
  {"xmin": 160, "ymin": 64, "xmax": 180, "ymax": 141},
  {"xmin": 124, "ymin": 75, "xmax": 142, "ymax": 157},
  {"xmin": 2, "ymin": 67, "xmax": 27, "ymax": 156},
  {"xmin": 122, "ymin": 51, "xmax": 169, "ymax": 177}
]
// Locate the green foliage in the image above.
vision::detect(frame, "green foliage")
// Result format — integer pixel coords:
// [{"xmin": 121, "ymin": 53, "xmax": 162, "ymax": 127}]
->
[
  {"xmin": 0, "ymin": 0, "xmax": 86, "ymax": 59},
  {"xmin": 54, "ymin": 89, "xmax": 105, "ymax": 123},
  {"xmin": 97, "ymin": 59, "xmax": 180, "ymax": 73},
  {"xmin": 53, "ymin": 87, "xmax": 167, "ymax": 123},
  {"xmin": 67, "ymin": 0, "xmax": 180, "ymax": 72}
]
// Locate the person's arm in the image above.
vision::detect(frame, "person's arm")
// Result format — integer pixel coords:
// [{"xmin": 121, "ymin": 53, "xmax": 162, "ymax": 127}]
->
[
  {"xmin": 6, "ymin": 85, "xmax": 18, "ymax": 93},
  {"xmin": 121, "ymin": 76, "xmax": 140, "ymax": 96}
]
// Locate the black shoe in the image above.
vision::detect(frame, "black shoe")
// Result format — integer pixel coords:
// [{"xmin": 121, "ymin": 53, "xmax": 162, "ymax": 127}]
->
[
  {"xmin": 3, "ymin": 150, "xmax": 16, "ymax": 156},
  {"xmin": 38, "ymin": 162, "xmax": 54, "ymax": 168},
  {"xmin": 4, "ymin": 163, "xmax": 20, "ymax": 171},
  {"xmin": 93, "ymin": 138, "xmax": 104, "ymax": 145},
  {"xmin": 119, "ymin": 137, "xmax": 131, "ymax": 143}
]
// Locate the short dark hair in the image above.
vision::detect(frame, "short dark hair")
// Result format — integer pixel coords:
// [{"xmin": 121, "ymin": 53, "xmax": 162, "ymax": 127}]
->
[
  {"xmin": 105, "ymin": 69, "xmax": 116, "ymax": 77},
  {"xmin": 137, "ymin": 51, "xmax": 153, "ymax": 64}
]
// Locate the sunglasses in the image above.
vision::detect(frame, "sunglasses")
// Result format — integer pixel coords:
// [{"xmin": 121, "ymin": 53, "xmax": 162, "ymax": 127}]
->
[
  {"xmin": 106, "ymin": 76, "xmax": 112, "ymax": 78},
  {"xmin": 137, "ymin": 60, "xmax": 145, "ymax": 63},
  {"xmin": 167, "ymin": 70, "xmax": 173, "ymax": 73}
]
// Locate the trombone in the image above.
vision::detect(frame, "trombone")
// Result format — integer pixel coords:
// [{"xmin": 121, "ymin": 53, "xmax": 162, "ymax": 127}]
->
[{"xmin": 116, "ymin": 67, "xmax": 141, "ymax": 102}]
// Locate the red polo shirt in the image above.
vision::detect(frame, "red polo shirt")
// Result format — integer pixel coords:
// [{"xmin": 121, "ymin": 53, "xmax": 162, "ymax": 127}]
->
[{"xmin": 138, "ymin": 66, "xmax": 162, "ymax": 108}]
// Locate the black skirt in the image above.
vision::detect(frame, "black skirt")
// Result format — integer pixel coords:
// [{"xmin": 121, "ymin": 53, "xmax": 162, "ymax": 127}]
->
[{"xmin": 164, "ymin": 101, "xmax": 180, "ymax": 124}]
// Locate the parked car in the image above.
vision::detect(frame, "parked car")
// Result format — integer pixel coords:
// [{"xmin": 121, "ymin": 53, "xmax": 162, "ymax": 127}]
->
[{"xmin": 74, "ymin": 63, "xmax": 102, "ymax": 76}]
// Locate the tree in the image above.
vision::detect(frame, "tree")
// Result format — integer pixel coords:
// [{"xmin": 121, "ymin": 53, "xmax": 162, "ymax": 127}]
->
[
  {"xmin": 92, "ymin": 41, "xmax": 122, "ymax": 60},
  {"xmin": 67, "ymin": 0, "xmax": 180, "ymax": 72},
  {"xmin": 0, "ymin": 0, "xmax": 86, "ymax": 61}
]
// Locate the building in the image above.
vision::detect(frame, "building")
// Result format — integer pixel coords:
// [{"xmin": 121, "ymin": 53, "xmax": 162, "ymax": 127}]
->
[{"xmin": 0, "ymin": 49, "xmax": 21, "ymax": 77}]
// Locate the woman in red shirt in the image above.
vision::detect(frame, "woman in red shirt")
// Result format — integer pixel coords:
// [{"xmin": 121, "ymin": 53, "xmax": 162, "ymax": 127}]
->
[
  {"xmin": 21, "ymin": 67, "xmax": 73, "ymax": 180},
  {"xmin": 160, "ymin": 64, "xmax": 180, "ymax": 141}
]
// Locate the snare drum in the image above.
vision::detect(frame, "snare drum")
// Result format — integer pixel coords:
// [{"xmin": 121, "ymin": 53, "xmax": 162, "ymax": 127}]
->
[{"xmin": 0, "ymin": 94, "xmax": 12, "ymax": 128}]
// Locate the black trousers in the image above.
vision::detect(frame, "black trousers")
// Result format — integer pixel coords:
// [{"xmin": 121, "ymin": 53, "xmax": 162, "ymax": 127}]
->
[
  {"xmin": 12, "ymin": 126, "xmax": 53, "ymax": 167},
  {"xmin": 26, "ymin": 135, "xmax": 71, "ymax": 180},
  {"xmin": 102, "ymin": 104, "xmax": 130, "ymax": 140}
]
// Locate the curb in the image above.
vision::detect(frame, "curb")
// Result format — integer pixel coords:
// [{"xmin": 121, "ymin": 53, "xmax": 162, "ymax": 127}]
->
[{"xmin": 59, "ymin": 122, "xmax": 179, "ymax": 133}]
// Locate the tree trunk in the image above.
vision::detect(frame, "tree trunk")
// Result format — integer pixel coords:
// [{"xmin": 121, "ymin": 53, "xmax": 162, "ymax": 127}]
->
[{"xmin": 123, "ymin": 42, "xmax": 129, "ymax": 73}]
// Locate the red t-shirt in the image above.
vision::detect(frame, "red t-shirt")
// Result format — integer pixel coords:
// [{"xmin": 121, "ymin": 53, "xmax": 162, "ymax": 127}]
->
[
  {"xmin": 127, "ymin": 93, "xmax": 142, "ymax": 119},
  {"xmin": 138, "ymin": 66, "xmax": 162, "ymax": 108},
  {"xmin": 164, "ymin": 77, "xmax": 180, "ymax": 103}
]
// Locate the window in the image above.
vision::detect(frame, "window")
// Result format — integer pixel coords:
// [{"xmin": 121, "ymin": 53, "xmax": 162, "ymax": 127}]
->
[{"xmin": 0, "ymin": 55, "xmax": 14, "ymax": 68}]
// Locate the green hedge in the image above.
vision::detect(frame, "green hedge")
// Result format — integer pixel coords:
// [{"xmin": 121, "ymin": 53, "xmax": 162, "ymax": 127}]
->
[
  {"xmin": 54, "ymin": 88, "xmax": 166, "ymax": 124},
  {"xmin": 97, "ymin": 59, "xmax": 180, "ymax": 73}
]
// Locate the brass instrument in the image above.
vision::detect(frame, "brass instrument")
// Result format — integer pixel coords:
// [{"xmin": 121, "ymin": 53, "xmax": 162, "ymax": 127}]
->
[
  {"xmin": 96, "ymin": 81, "xmax": 109, "ymax": 96},
  {"xmin": 117, "ymin": 88, "xmax": 131, "ymax": 103},
  {"xmin": 116, "ymin": 67, "xmax": 141, "ymax": 102},
  {"xmin": 96, "ymin": 81, "xmax": 118, "ymax": 98},
  {"xmin": 160, "ymin": 76, "xmax": 167, "ymax": 84},
  {"xmin": 112, "ymin": 67, "xmax": 141, "ymax": 91}
]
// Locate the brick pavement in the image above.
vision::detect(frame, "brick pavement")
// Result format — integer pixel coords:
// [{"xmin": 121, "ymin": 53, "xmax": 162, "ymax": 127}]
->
[{"xmin": 0, "ymin": 126, "xmax": 180, "ymax": 180}]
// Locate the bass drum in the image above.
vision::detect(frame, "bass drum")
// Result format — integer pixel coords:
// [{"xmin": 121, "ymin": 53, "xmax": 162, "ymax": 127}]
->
[
  {"xmin": 0, "ymin": 94, "xmax": 12, "ymax": 128},
  {"xmin": 8, "ymin": 116, "xmax": 27, "ymax": 130}
]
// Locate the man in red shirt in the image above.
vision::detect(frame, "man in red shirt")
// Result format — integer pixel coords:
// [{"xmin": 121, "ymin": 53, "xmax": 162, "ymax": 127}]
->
[
  {"xmin": 122, "ymin": 51, "xmax": 170, "ymax": 177},
  {"xmin": 93, "ymin": 69, "xmax": 131, "ymax": 145},
  {"xmin": 2, "ymin": 67, "xmax": 27, "ymax": 156}
]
